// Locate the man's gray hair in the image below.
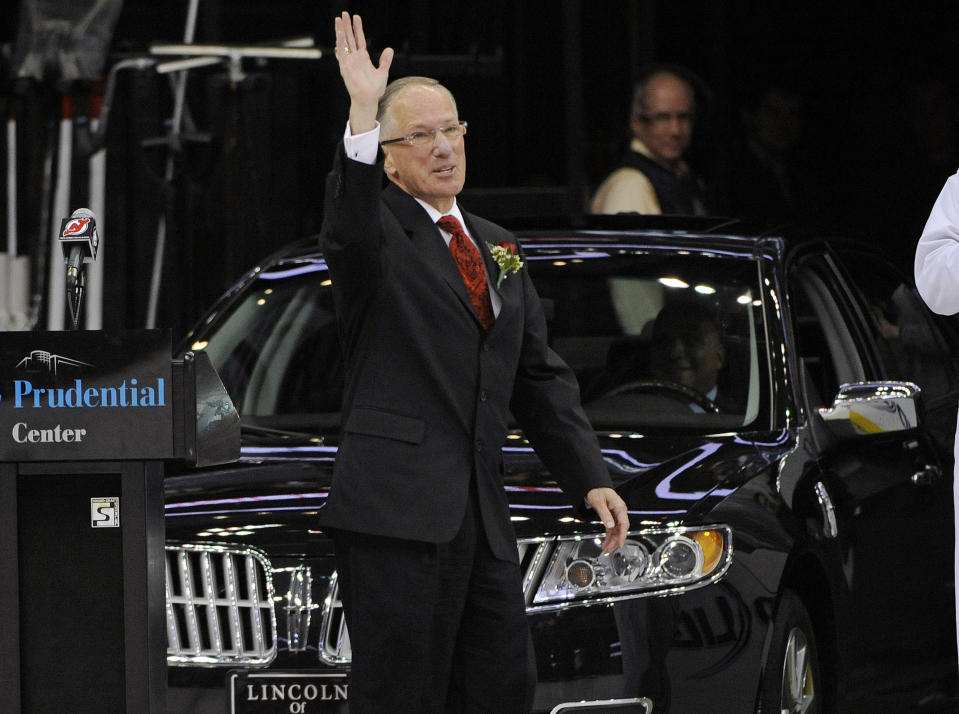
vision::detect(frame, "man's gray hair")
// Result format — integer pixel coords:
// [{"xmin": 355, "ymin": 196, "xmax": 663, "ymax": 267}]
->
[
  {"xmin": 377, "ymin": 76, "xmax": 458, "ymax": 137},
  {"xmin": 630, "ymin": 68, "xmax": 695, "ymax": 117}
]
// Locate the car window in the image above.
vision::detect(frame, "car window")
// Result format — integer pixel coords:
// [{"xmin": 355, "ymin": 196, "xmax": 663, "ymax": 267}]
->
[
  {"xmin": 789, "ymin": 263, "xmax": 866, "ymax": 406},
  {"xmin": 836, "ymin": 249, "xmax": 959, "ymax": 402},
  {"xmin": 193, "ymin": 249, "xmax": 770, "ymax": 434},
  {"xmin": 196, "ymin": 265, "xmax": 345, "ymax": 432},
  {"xmin": 832, "ymin": 247, "xmax": 959, "ymax": 454},
  {"xmin": 528, "ymin": 251, "xmax": 770, "ymax": 431}
]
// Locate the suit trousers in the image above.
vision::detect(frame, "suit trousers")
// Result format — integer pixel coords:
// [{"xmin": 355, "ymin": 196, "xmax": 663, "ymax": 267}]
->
[{"xmin": 329, "ymin": 482, "xmax": 535, "ymax": 713}]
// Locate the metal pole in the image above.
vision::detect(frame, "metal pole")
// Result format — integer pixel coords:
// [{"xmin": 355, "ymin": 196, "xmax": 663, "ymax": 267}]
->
[
  {"xmin": 146, "ymin": 0, "xmax": 200, "ymax": 328},
  {"xmin": 46, "ymin": 113, "xmax": 72, "ymax": 331},
  {"xmin": 86, "ymin": 122, "xmax": 105, "ymax": 329},
  {"xmin": 4, "ymin": 118, "xmax": 16, "ymax": 330}
]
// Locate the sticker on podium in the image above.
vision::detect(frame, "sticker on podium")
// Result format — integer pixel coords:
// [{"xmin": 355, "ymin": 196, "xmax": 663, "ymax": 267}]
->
[{"xmin": 91, "ymin": 497, "xmax": 120, "ymax": 527}]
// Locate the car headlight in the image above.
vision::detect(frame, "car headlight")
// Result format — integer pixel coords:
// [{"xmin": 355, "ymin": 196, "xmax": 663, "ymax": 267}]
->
[{"xmin": 527, "ymin": 526, "xmax": 731, "ymax": 610}]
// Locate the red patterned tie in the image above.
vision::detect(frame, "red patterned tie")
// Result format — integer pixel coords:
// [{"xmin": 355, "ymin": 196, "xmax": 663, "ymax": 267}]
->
[{"xmin": 437, "ymin": 215, "xmax": 494, "ymax": 331}]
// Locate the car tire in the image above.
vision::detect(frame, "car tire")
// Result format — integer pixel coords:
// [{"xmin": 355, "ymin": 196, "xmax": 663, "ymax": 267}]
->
[{"xmin": 759, "ymin": 589, "xmax": 822, "ymax": 714}]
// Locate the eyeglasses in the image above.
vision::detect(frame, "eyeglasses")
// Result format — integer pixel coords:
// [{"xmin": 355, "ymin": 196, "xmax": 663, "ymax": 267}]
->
[
  {"xmin": 637, "ymin": 112, "xmax": 694, "ymax": 126},
  {"xmin": 380, "ymin": 121, "xmax": 468, "ymax": 147}
]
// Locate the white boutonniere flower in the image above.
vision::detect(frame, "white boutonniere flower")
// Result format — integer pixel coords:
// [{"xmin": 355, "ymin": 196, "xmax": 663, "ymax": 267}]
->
[{"xmin": 487, "ymin": 241, "xmax": 524, "ymax": 289}]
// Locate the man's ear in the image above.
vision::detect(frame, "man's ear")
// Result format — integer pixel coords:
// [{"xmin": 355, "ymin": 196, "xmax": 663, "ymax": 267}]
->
[{"xmin": 383, "ymin": 149, "xmax": 397, "ymax": 176}]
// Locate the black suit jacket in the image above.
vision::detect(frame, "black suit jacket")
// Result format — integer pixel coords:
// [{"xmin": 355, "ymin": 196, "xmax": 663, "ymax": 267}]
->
[{"xmin": 318, "ymin": 146, "xmax": 611, "ymax": 562}]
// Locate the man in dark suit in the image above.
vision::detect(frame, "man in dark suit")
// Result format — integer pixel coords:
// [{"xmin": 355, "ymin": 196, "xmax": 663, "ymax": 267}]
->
[{"xmin": 319, "ymin": 13, "xmax": 629, "ymax": 713}]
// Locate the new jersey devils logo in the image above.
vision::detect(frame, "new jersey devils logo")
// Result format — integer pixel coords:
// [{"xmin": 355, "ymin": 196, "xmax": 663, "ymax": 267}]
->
[{"xmin": 62, "ymin": 217, "xmax": 91, "ymax": 236}]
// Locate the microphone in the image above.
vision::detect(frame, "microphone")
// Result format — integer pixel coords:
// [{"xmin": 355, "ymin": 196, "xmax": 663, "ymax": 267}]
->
[{"xmin": 59, "ymin": 208, "xmax": 99, "ymax": 292}]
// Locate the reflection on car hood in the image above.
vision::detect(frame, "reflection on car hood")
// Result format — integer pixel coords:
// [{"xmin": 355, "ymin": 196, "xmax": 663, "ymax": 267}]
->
[
  {"xmin": 165, "ymin": 429, "xmax": 789, "ymax": 548},
  {"xmin": 601, "ymin": 431, "xmax": 788, "ymax": 517}
]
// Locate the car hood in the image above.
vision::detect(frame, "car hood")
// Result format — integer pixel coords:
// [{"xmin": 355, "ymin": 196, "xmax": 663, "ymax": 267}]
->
[
  {"xmin": 164, "ymin": 429, "xmax": 790, "ymax": 553},
  {"xmin": 504, "ymin": 429, "xmax": 788, "ymax": 527}
]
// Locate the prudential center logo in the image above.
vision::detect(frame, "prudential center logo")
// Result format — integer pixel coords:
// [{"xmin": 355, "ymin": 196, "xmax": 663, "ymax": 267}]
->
[
  {"xmin": 0, "ymin": 350, "xmax": 94, "ymax": 406},
  {"xmin": 4, "ymin": 349, "xmax": 166, "ymax": 411},
  {"xmin": 16, "ymin": 349, "xmax": 93, "ymax": 375}
]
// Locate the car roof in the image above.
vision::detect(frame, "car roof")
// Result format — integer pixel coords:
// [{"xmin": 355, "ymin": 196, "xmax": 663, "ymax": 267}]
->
[
  {"xmin": 265, "ymin": 214, "xmax": 851, "ymax": 271},
  {"xmin": 506, "ymin": 213, "xmax": 779, "ymax": 238}
]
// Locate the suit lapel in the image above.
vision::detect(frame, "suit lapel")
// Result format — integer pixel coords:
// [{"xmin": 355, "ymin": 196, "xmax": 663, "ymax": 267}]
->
[{"xmin": 382, "ymin": 185, "xmax": 479, "ymax": 323}]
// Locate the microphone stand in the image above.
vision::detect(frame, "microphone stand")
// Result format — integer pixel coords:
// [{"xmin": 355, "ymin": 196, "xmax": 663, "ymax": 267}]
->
[{"xmin": 65, "ymin": 265, "xmax": 84, "ymax": 330}]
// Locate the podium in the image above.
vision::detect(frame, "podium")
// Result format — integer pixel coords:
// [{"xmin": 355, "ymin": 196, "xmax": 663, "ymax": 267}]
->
[{"xmin": 0, "ymin": 329, "xmax": 239, "ymax": 713}]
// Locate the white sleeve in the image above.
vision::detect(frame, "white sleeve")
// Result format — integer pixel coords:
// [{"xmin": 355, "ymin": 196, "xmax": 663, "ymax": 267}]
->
[
  {"xmin": 342, "ymin": 121, "xmax": 381, "ymax": 165},
  {"xmin": 915, "ymin": 170, "xmax": 959, "ymax": 315}
]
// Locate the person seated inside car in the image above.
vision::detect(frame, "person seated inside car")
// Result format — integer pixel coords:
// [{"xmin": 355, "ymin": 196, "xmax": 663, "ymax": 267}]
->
[{"xmin": 647, "ymin": 301, "xmax": 737, "ymax": 412}]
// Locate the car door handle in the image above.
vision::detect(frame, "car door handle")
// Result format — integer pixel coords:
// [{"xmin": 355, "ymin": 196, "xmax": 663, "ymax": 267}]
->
[{"xmin": 911, "ymin": 464, "xmax": 942, "ymax": 486}]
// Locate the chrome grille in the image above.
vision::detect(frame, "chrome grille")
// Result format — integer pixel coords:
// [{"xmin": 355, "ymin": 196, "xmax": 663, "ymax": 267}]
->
[
  {"xmin": 164, "ymin": 539, "xmax": 549, "ymax": 668},
  {"xmin": 166, "ymin": 543, "xmax": 277, "ymax": 666},
  {"xmin": 276, "ymin": 564, "xmax": 316, "ymax": 652},
  {"xmin": 319, "ymin": 571, "xmax": 351, "ymax": 665}
]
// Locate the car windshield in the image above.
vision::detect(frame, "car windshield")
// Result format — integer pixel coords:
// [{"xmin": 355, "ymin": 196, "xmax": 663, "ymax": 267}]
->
[
  {"xmin": 528, "ymin": 246, "xmax": 769, "ymax": 431},
  {"xmin": 191, "ymin": 244, "xmax": 770, "ymax": 434}
]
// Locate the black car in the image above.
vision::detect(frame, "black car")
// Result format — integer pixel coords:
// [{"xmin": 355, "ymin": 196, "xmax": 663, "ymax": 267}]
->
[{"xmin": 164, "ymin": 215, "xmax": 959, "ymax": 714}]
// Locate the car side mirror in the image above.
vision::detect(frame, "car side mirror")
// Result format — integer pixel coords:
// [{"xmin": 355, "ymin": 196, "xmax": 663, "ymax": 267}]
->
[{"xmin": 817, "ymin": 381, "xmax": 921, "ymax": 439}]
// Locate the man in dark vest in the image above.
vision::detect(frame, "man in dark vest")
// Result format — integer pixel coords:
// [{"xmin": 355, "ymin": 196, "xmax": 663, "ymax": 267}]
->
[
  {"xmin": 591, "ymin": 66, "xmax": 708, "ymax": 215},
  {"xmin": 320, "ymin": 12, "xmax": 629, "ymax": 714}
]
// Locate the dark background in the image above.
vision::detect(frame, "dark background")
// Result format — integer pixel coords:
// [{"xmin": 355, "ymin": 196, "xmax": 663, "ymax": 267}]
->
[{"xmin": 4, "ymin": 0, "xmax": 959, "ymax": 337}]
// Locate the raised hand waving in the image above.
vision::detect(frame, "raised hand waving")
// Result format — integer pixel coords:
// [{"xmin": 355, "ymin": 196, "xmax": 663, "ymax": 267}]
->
[{"xmin": 333, "ymin": 12, "xmax": 394, "ymax": 134}]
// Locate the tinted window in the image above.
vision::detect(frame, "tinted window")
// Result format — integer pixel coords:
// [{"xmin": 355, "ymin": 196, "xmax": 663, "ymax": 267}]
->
[
  {"xmin": 789, "ymin": 263, "xmax": 866, "ymax": 405},
  {"xmin": 836, "ymin": 247, "xmax": 959, "ymax": 453},
  {"xmin": 527, "ymin": 250, "xmax": 769, "ymax": 430},
  {"xmin": 193, "ymin": 264, "xmax": 344, "ymax": 432},
  {"xmin": 839, "ymin": 249, "xmax": 959, "ymax": 399},
  {"xmin": 193, "ymin": 249, "xmax": 770, "ymax": 433}
]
